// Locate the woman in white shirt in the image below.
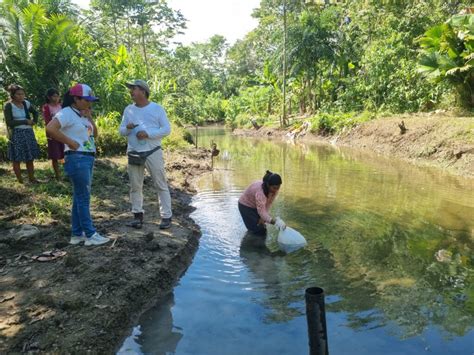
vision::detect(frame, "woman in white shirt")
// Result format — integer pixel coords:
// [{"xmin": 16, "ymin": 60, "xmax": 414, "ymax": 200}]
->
[{"xmin": 46, "ymin": 84, "xmax": 110, "ymax": 247}]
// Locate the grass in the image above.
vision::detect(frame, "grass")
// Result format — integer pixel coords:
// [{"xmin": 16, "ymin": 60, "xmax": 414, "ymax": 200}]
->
[{"xmin": 0, "ymin": 158, "xmax": 130, "ymax": 229}]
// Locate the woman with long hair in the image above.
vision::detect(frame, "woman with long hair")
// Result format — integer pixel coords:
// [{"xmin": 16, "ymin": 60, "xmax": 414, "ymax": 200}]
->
[
  {"xmin": 46, "ymin": 83, "xmax": 110, "ymax": 246},
  {"xmin": 238, "ymin": 170, "xmax": 286, "ymax": 236}
]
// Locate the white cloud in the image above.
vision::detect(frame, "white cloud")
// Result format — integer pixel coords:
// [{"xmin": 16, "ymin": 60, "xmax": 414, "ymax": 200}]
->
[
  {"xmin": 169, "ymin": 0, "xmax": 260, "ymax": 45},
  {"xmin": 71, "ymin": 0, "xmax": 260, "ymax": 45}
]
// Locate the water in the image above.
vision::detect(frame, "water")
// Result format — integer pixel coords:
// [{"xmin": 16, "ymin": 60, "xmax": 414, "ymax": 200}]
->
[{"xmin": 119, "ymin": 127, "xmax": 474, "ymax": 354}]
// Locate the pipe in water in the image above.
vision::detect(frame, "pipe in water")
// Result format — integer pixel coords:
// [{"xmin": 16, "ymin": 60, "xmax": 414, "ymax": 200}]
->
[{"xmin": 305, "ymin": 287, "xmax": 329, "ymax": 355}]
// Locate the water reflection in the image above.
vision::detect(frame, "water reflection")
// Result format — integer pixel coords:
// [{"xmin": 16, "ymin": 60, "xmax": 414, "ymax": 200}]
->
[
  {"xmin": 117, "ymin": 294, "xmax": 182, "ymax": 354},
  {"xmin": 120, "ymin": 127, "xmax": 473, "ymax": 354}
]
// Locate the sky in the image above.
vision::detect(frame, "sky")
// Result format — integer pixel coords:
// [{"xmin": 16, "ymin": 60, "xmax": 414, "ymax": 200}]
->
[{"xmin": 71, "ymin": 0, "xmax": 261, "ymax": 45}]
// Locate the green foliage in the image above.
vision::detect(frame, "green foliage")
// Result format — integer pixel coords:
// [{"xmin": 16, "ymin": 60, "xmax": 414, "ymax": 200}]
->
[
  {"xmin": 0, "ymin": 0, "xmax": 78, "ymax": 106},
  {"xmin": 95, "ymin": 127, "xmax": 127, "ymax": 157},
  {"xmin": 309, "ymin": 111, "xmax": 375, "ymax": 134},
  {"xmin": 0, "ymin": 135, "xmax": 8, "ymax": 161},
  {"xmin": 222, "ymin": 0, "xmax": 472, "ymax": 128},
  {"xmin": 33, "ymin": 126, "xmax": 48, "ymax": 160},
  {"xmin": 162, "ymin": 124, "xmax": 193, "ymax": 151},
  {"xmin": 1, "ymin": 0, "xmax": 472, "ymax": 135},
  {"xmin": 418, "ymin": 14, "xmax": 474, "ymax": 108}
]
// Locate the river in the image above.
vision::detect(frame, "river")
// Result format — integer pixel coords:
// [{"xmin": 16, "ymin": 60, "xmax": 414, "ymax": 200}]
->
[{"xmin": 119, "ymin": 127, "xmax": 473, "ymax": 354}]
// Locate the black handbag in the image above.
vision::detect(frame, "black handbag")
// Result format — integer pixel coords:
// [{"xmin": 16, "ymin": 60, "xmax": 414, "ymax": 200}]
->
[{"xmin": 127, "ymin": 146, "xmax": 161, "ymax": 166}]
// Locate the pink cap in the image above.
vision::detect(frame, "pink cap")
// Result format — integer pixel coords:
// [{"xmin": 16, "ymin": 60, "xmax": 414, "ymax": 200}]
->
[{"xmin": 69, "ymin": 84, "xmax": 98, "ymax": 101}]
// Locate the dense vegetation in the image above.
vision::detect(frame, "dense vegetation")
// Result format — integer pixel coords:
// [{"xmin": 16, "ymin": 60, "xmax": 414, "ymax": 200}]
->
[{"xmin": 0, "ymin": 0, "xmax": 473, "ymax": 150}]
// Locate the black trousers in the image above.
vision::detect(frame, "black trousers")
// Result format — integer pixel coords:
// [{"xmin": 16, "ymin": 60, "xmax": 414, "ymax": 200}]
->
[{"xmin": 238, "ymin": 202, "xmax": 267, "ymax": 236}]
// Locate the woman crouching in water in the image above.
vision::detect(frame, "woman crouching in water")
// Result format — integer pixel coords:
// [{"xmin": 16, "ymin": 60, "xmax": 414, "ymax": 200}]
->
[{"xmin": 238, "ymin": 170, "xmax": 286, "ymax": 236}]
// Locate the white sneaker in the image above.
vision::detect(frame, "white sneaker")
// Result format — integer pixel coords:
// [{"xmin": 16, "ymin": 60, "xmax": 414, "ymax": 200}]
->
[
  {"xmin": 84, "ymin": 232, "xmax": 110, "ymax": 246},
  {"xmin": 69, "ymin": 232, "xmax": 87, "ymax": 245}
]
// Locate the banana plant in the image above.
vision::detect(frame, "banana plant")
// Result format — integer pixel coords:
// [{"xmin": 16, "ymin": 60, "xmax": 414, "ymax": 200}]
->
[{"xmin": 418, "ymin": 14, "xmax": 474, "ymax": 108}]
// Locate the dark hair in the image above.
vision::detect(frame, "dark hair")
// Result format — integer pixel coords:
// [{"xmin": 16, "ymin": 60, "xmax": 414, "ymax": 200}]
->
[
  {"xmin": 262, "ymin": 170, "xmax": 282, "ymax": 196},
  {"xmin": 62, "ymin": 92, "xmax": 75, "ymax": 108},
  {"xmin": 7, "ymin": 84, "xmax": 25, "ymax": 99},
  {"xmin": 45, "ymin": 88, "xmax": 59, "ymax": 103}
]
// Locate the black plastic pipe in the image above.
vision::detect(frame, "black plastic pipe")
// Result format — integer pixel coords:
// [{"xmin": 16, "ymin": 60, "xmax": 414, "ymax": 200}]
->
[{"xmin": 305, "ymin": 287, "xmax": 329, "ymax": 355}]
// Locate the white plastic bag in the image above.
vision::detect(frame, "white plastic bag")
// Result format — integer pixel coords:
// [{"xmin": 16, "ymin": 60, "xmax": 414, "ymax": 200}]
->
[{"xmin": 277, "ymin": 226, "xmax": 307, "ymax": 253}]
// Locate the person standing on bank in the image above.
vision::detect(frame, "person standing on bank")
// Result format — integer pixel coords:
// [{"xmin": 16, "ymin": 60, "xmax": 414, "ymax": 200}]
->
[
  {"xmin": 238, "ymin": 171, "xmax": 286, "ymax": 236},
  {"xmin": 119, "ymin": 80, "xmax": 173, "ymax": 230},
  {"xmin": 42, "ymin": 88, "xmax": 64, "ymax": 180},
  {"xmin": 46, "ymin": 83, "xmax": 110, "ymax": 246},
  {"xmin": 3, "ymin": 84, "xmax": 41, "ymax": 184}
]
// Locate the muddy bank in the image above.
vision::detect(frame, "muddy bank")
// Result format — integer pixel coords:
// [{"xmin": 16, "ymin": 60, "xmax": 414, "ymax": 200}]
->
[
  {"xmin": 234, "ymin": 112, "xmax": 474, "ymax": 178},
  {"xmin": 0, "ymin": 148, "xmax": 211, "ymax": 353}
]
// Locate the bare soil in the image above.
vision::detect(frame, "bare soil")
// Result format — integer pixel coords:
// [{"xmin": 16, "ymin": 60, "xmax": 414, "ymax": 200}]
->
[
  {"xmin": 234, "ymin": 112, "xmax": 474, "ymax": 178},
  {"xmin": 0, "ymin": 148, "xmax": 211, "ymax": 353}
]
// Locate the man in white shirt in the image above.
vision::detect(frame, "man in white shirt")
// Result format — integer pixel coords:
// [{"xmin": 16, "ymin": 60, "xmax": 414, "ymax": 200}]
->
[{"xmin": 119, "ymin": 80, "xmax": 172, "ymax": 229}]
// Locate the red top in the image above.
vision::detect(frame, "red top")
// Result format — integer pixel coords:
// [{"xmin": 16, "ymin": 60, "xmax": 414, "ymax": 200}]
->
[
  {"xmin": 42, "ymin": 103, "xmax": 62, "ymax": 137},
  {"xmin": 42, "ymin": 103, "xmax": 62, "ymax": 125}
]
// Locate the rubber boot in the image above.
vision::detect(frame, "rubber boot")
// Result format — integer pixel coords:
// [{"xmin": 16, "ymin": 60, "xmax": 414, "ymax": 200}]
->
[{"xmin": 126, "ymin": 212, "xmax": 143, "ymax": 229}]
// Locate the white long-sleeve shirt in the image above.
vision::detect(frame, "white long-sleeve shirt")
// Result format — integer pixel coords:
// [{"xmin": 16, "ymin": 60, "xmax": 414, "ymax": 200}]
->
[{"xmin": 119, "ymin": 102, "xmax": 171, "ymax": 152}]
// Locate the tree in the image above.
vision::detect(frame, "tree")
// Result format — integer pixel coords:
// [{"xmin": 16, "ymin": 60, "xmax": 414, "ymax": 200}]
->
[
  {"xmin": 0, "ymin": 0, "xmax": 78, "ymax": 105},
  {"xmin": 418, "ymin": 13, "xmax": 474, "ymax": 108},
  {"xmin": 89, "ymin": 0, "xmax": 185, "ymax": 79}
]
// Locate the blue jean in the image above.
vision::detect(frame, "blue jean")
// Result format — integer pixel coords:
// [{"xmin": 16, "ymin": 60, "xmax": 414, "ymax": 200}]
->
[{"xmin": 64, "ymin": 154, "xmax": 96, "ymax": 237}]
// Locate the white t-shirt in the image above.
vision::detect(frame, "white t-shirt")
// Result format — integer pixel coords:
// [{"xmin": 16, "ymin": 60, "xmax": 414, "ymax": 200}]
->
[
  {"xmin": 119, "ymin": 102, "xmax": 171, "ymax": 152},
  {"xmin": 11, "ymin": 100, "xmax": 33, "ymax": 130},
  {"xmin": 55, "ymin": 106, "xmax": 96, "ymax": 153}
]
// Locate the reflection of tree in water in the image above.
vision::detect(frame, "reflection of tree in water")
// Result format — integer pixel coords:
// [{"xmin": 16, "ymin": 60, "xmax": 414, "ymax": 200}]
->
[
  {"xmin": 201, "ymin": 128, "xmax": 473, "ymax": 339},
  {"xmin": 137, "ymin": 293, "xmax": 183, "ymax": 355},
  {"xmin": 286, "ymin": 196, "xmax": 474, "ymax": 338},
  {"xmin": 238, "ymin": 193, "xmax": 473, "ymax": 339}
]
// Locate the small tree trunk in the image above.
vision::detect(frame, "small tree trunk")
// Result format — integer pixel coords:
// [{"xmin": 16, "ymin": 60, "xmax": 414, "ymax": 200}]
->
[
  {"xmin": 281, "ymin": 0, "xmax": 288, "ymax": 127},
  {"xmin": 141, "ymin": 25, "xmax": 150, "ymax": 80},
  {"xmin": 398, "ymin": 121, "xmax": 407, "ymax": 135}
]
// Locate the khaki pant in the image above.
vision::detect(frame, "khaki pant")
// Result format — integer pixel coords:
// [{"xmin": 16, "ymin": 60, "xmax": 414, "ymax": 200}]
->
[{"xmin": 127, "ymin": 149, "xmax": 172, "ymax": 219}]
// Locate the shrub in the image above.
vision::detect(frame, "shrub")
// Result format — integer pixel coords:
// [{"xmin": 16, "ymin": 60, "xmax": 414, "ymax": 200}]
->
[
  {"xmin": 96, "ymin": 126, "xmax": 127, "ymax": 156},
  {"xmin": 309, "ymin": 111, "xmax": 376, "ymax": 135},
  {"xmin": 162, "ymin": 124, "xmax": 193, "ymax": 150},
  {"xmin": 34, "ymin": 126, "xmax": 48, "ymax": 160}
]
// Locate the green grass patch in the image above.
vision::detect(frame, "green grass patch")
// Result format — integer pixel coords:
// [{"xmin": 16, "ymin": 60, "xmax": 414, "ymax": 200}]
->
[{"xmin": 309, "ymin": 111, "xmax": 376, "ymax": 135}]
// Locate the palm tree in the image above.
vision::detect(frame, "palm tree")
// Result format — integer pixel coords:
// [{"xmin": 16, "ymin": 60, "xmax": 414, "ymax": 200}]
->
[{"xmin": 0, "ymin": 0, "xmax": 77, "ymax": 104}]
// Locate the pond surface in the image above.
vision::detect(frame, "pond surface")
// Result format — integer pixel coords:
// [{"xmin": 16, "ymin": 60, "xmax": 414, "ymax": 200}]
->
[{"xmin": 119, "ymin": 127, "xmax": 473, "ymax": 354}]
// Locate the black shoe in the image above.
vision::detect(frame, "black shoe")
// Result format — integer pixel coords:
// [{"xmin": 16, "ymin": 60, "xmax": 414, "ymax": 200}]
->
[
  {"xmin": 159, "ymin": 217, "xmax": 172, "ymax": 229},
  {"xmin": 126, "ymin": 213, "xmax": 143, "ymax": 229}
]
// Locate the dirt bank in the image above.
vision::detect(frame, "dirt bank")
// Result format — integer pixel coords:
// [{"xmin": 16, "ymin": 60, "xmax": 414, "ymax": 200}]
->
[
  {"xmin": 234, "ymin": 112, "xmax": 474, "ymax": 178},
  {"xmin": 0, "ymin": 148, "xmax": 211, "ymax": 353}
]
